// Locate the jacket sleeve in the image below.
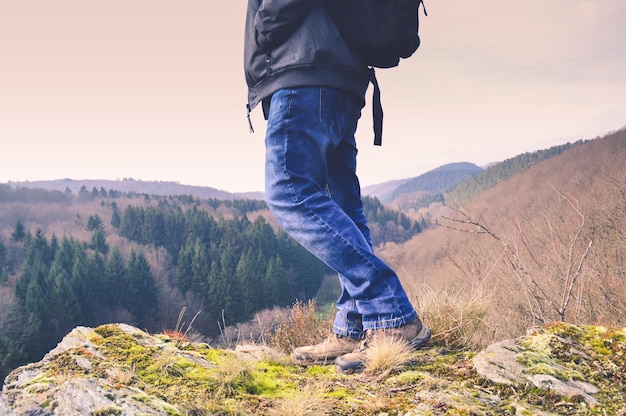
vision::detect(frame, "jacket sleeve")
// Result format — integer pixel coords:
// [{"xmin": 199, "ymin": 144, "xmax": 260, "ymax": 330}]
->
[{"xmin": 254, "ymin": 0, "xmax": 314, "ymax": 50}]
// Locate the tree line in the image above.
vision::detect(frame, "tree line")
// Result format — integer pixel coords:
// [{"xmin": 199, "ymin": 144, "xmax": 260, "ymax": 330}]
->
[
  {"xmin": 115, "ymin": 204, "xmax": 328, "ymax": 323},
  {"xmin": 0, "ymin": 209, "xmax": 327, "ymax": 383},
  {"xmin": 0, "ymin": 227, "xmax": 159, "ymax": 379}
]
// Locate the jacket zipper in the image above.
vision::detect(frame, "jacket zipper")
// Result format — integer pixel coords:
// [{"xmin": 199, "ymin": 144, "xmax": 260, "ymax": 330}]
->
[
  {"xmin": 265, "ymin": 52, "xmax": 272, "ymax": 77},
  {"xmin": 246, "ymin": 52, "xmax": 273, "ymax": 134}
]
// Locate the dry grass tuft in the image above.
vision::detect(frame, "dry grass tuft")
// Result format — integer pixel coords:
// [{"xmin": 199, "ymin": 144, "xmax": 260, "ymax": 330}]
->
[
  {"xmin": 106, "ymin": 365, "xmax": 136, "ymax": 386},
  {"xmin": 364, "ymin": 333, "xmax": 415, "ymax": 375},
  {"xmin": 214, "ymin": 353, "xmax": 255, "ymax": 397},
  {"xmin": 268, "ymin": 386, "xmax": 334, "ymax": 416},
  {"xmin": 415, "ymin": 285, "xmax": 491, "ymax": 349}
]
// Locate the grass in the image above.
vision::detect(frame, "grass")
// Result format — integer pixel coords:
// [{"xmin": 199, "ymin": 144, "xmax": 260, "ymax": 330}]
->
[
  {"xmin": 267, "ymin": 386, "xmax": 334, "ymax": 416},
  {"xmin": 363, "ymin": 332, "xmax": 415, "ymax": 376},
  {"xmin": 413, "ymin": 284, "xmax": 491, "ymax": 349}
]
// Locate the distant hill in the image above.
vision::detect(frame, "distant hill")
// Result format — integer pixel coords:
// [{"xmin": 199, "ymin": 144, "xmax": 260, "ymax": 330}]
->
[
  {"xmin": 363, "ymin": 162, "xmax": 484, "ymax": 211},
  {"xmin": 363, "ymin": 141, "xmax": 591, "ymax": 213},
  {"xmin": 6, "ymin": 178, "xmax": 264, "ymax": 200},
  {"xmin": 361, "ymin": 178, "xmax": 413, "ymax": 200}
]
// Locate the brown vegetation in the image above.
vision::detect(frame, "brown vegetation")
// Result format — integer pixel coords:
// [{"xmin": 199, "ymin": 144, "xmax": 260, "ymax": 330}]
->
[{"xmin": 381, "ymin": 129, "xmax": 626, "ymax": 346}]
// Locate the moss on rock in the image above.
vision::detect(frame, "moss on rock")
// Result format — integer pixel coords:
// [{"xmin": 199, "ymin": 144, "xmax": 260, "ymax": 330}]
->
[{"xmin": 1, "ymin": 322, "xmax": 624, "ymax": 415}]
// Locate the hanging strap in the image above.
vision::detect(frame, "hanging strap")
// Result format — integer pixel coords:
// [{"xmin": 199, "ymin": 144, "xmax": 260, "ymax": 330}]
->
[{"xmin": 369, "ymin": 68, "xmax": 384, "ymax": 146}]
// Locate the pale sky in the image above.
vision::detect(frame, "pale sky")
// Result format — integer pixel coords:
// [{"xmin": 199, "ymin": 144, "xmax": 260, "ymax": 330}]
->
[{"xmin": 1, "ymin": 0, "xmax": 624, "ymax": 193}]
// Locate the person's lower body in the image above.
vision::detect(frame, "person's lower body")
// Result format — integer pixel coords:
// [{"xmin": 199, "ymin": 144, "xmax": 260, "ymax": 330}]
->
[{"xmin": 264, "ymin": 87, "xmax": 429, "ymax": 368}]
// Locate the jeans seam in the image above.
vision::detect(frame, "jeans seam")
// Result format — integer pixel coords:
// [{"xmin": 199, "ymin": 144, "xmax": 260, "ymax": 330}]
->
[{"xmin": 297, "ymin": 194, "xmax": 392, "ymax": 315}]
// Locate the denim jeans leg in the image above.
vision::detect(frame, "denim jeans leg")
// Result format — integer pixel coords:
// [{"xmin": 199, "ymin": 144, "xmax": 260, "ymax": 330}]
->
[
  {"xmin": 327, "ymin": 125, "xmax": 371, "ymax": 337},
  {"xmin": 264, "ymin": 87, "xmax": 418, "ymax": 336}
]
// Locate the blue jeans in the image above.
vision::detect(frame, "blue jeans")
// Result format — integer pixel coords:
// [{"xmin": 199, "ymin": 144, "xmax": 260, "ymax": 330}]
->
[{"xmin": 264, "ymin": 87, "xmax": 418, "ymax": 339}]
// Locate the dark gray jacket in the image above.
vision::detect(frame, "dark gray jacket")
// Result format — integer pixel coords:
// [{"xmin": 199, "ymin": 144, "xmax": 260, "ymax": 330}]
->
[{"xmin": 244, "ymin": 0, "xmax": 370, "ymax": 116}]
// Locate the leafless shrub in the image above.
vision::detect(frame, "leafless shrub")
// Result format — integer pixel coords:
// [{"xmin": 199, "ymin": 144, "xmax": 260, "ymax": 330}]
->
[
  {"xmin": 439, "ymin": 187, "xmax": 593, "ymax": 326},
  {"xmin": 269, "ymin": 300, "xmax": 333, "ymax": 354}
]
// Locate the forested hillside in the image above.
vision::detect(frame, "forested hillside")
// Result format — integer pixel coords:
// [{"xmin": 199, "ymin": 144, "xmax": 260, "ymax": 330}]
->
[
  {"xmin": 0, "ymin": 185, "xmax": 421, "ymax": 384},
  {"xmin": 380, "ymin": 162, "xmax": 483, "ymax": 204},
  {"xmin": 381, "ymin": 128, "xmax": 626, "ymax": 346},
  {"xmin": 446, "ymin": 141, "xmax": 583, "ymax": 205},
  {"xmin": 364, "ymin": 142, "xmax": 586, "ymax": 216}
]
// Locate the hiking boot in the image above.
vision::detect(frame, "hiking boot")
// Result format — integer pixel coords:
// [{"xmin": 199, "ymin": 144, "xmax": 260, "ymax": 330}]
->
[
  {"xmin": 335, "ymin": 319, "xmax": 431, "ymax": 373},
  {"xmin": 291, "ymin": 333, "xmax": 361, "ymax": 364}
]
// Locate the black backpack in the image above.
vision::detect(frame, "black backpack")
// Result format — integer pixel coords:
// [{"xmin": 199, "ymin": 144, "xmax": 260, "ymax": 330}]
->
[
  {"xmin": 324, "ymin": 0, "xmax": 427, "ymax": 69},
  {"xmin": 324, "ymin": 0, "xmax": 427, "ymax": 145}
]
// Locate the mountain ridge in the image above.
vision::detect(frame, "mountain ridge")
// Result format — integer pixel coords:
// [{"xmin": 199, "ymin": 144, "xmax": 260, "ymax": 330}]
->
[
  {"xmin": 363, "ymin": 162, "xmax": 484, "ymax": 204},
  {"xmin": 5, "ymin": 138, "xmax": 588, "ymax": 209},
  {"xmin": 5, "ymin": 178, "xmax": 264, "ymax": 200}
]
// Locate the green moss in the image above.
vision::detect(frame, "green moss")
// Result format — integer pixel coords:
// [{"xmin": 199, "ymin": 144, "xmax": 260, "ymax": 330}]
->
[
  {"xmin": 183, "ymin": 365, "xmax": 214, "ymax": 383},
  {"xmin": 583, "ymin": 327, "xmax": 621, "ymax": 356},
  {"xmin": 93, "ymin": 406, "xmax": 123, "ymax": 416},
  {"xmin": 520, "ymin": 331, "xmax": 554, "ymax": 355},
  {"xmin": 325, "ymin": 387, "xmax": 349, "ymax": 400},
  {"xmin": 387, "ymin": 369, "xmax": 427, "ymax": 386},
  {"xmin": 94, "ymin": 324, "xmax": 128, "ymax": 339},
  {"xmin": 302, "ymin": 364, "xmax": 335, "ymax": 378},
  {"xmin": 250, "ymin": 362, "xmax": 294, "ymax": 396},
  {"xmin": 516, "ymin": 350, "xmax": 551, "ymax": 368},
  {"xmin": 198, "ymin": 347, "xmax": 230, "ymax": 364}
]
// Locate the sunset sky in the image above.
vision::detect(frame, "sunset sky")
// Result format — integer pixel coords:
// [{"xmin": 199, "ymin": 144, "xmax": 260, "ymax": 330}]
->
[{"xmin": 1, "ymin": 0, "xmax": 625, "ymax": 193}]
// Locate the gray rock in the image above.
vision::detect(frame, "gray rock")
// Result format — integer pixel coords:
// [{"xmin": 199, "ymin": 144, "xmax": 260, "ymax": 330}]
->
[
  {"xmin": 473, "ymin": 331, "xmax": 601, "ymax": 407},
  {"xmin": 473, "ymin": 339, "xmax": 526, "ymax": 385},
  {"xmin": 0, "ymin": 325, "xmax": 178, "ymax": 415}
]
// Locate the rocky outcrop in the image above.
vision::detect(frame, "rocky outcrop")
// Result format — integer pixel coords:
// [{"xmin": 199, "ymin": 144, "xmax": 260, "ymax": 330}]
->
[
  {"xmin": 1, "ymin": 322, "xmax": 624, "ymax": 415},
  {"xmin": 474, "ymin": 339, "xmax": 600, "ymax": 407}
]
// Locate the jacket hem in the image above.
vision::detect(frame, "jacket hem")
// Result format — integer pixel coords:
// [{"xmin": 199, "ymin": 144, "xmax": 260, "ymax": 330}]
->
[{"xmin": 248, "ymin": 66, "xmax": 370, "ymax": 114}]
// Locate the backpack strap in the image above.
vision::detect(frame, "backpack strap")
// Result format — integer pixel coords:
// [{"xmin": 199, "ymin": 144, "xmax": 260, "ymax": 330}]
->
[
  {"xmin": 369, "ymin": 68, "xmax": 384, "ymax": 146},
  {"xmin": 369, "ymin": 0, "xmax": 427, "ymax": 146}
]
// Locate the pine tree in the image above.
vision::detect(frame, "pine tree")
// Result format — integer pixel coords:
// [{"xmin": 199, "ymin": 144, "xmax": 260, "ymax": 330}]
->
[
  {"xmin": 205, "ymin": 260, "xmax": 226, "ymax": 331},
  {"xmin": 191, "ymin": 238, "xmax": 210, "ymax": 294},
  {"xmin": 0, "ymin": 239, "xmax": 8, "ymax": 283},
  {"xmin": 236, "ymin": 248, "xmax": 263, "ymax": 319},
  {"xmin": 263, "ymin": 255, "xmax": 286, "ymax": 307},
  {"xmin": 176, "ymin": 237, "xmax": 194, "ymax": 293},
  {"xmin": 10, "ymin": 221, "xmax": 26, "ymax": 243},
  {"xmin": 119, "ymin": 206, "xmax": 144, "ymax": 242},
  {"xmin": 105, "ymin": 248, "xmax": 126, "ymax": 307},
  {"xmin": 141, "ymin": 207, "xmax": 165, "ymax": 247},
  {"xmin": 90, "ymin": 229, "xmax": 109, "ymax": 255},
  {"xmin": 86, "ymin": 214, "xmax": 105, "ymax": 232},
  {"xmin": 126, "ymin": 251, "xmax": 159, "ymax": 329},
  {"xmin": 78, "ymin": 185, "xmax": 91, "ymax": 201},
  {"xmin": 110, "ymin": 203, "xmax": 121, "ymax": 229},
  {"xmin": 48, "ymin": 258, "xmax": 81, "ymax": 339}
]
